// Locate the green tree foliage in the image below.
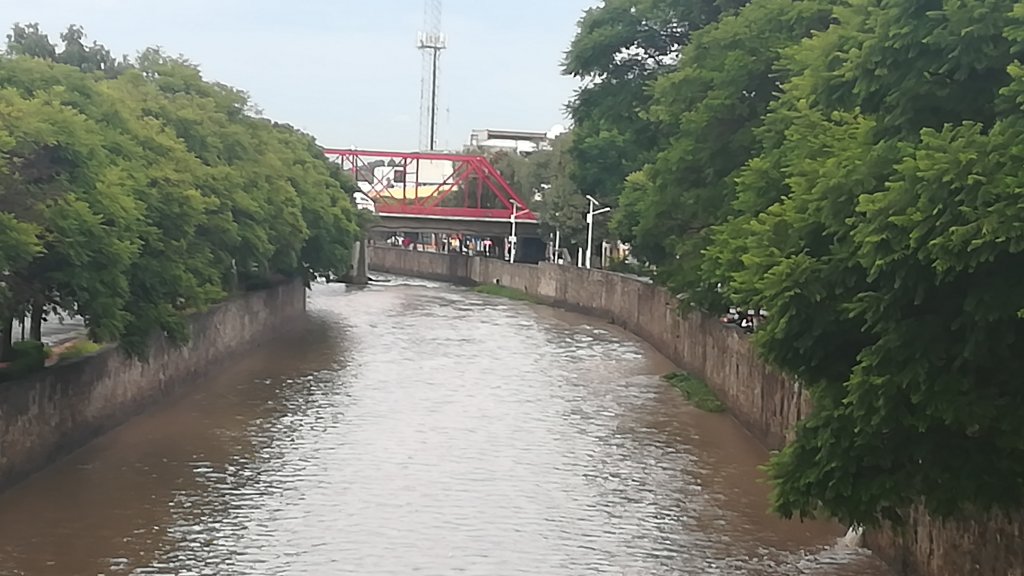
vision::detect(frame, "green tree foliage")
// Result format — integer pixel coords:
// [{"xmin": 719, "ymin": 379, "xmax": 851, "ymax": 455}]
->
[
  {"xmin": 0, "ymin": 25, "xmax": 358, "ymax": 360},
  {"xmin": 488, "ymin": 135, "xmax": 590, "ymax": 251},
  {"xmin": 0, "ymin": 61, "xmax": 140, "ymax": 360},
  {"xmin": 615, "ymin": 0, "xmax": 834, "ymax": 306},
  {"xmin": 561, "ymin": 0, "xmax": 1024, "ymax": 527},
  {"xmin": 4, "ymin": 23, "xmax": 57, "ymax": 60},
  {"xmin": 6, "ymin": 23, "xmax": 129, "ymax": 77},
  {"xmin": 705, "ymin": 0, "xmax": 1024, "ymax": 526},
  {"xmin": 564, "ymin": 0, "xmax": 705, "ymax": 208}
]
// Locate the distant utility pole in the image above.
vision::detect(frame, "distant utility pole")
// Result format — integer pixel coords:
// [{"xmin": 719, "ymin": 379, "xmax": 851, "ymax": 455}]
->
[{"xmin": 418, "ymin": 0, "xmax": 447, "ymax": 152}]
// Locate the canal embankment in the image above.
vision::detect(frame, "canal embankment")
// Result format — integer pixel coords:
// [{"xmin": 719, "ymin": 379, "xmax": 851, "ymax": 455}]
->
[
  {"xmin": 368, "ymin": 246, "xmax": 1024, "ymax": 576},
  {"xmin": 0, "ymin": 279, "xmax": 890, "ymax": 575},
  {"xmin": 0, "ymin": 280, "xmax": 306, "ymax": 495}
]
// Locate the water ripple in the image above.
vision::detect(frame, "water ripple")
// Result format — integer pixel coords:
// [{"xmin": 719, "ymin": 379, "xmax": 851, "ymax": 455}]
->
[{"xmin": 0, "ymin": 280, "xmax": 891, "ymax": 576}]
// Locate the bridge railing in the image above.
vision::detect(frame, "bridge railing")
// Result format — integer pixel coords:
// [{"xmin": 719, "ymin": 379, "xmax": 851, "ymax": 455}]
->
[{"xmin": 376, "ymin": 205, "xmax": 538, "ymax": 222}]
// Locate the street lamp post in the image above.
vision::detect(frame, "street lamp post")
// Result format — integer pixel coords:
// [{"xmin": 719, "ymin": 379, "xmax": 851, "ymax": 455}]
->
[
  {"xmin": 585, "ymin": 195, "xmax": 612, "ymax": 270},
  {"xmin": 510, "ymin": 201, "xmax": 527, "ymax": 264}
]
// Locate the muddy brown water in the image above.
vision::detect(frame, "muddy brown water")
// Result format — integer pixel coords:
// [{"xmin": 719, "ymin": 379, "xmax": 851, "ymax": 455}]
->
[{"xmin": 0, "ymin": 277, "xmax": 891, "ymax": 575}]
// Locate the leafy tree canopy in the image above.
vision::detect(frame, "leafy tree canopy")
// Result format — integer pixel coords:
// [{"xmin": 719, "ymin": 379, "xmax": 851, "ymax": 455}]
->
[
  {"xmin": 558, "ymin": 0, "xmax": 1024, "ymax": 527},
  {"xmin": 562, "ymin": 0, "xmax": 738, "ymax": 208},
  {"xmin": 489, "ymin": 135, "xmax": 591, "ymax": 251},
  {"xmin": 0, "ymin": 25, "xmax": 359, "ymax": 360},
  {"xmin": 6, "ymin": 23, "xmax": 129, "ymax": 77},
  {"xmin": 615, "ymin": 0, "xmax": 835, "ymax": 308},
  {"xmin": 706, "ymin": 0, "xmax": 1024, "ymax": 526}
]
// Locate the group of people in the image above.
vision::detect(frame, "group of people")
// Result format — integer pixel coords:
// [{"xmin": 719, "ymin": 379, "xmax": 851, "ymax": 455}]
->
[
  {"xmin": 441, "ymin": 236, "xmax": 496, "ymax": 257},
  {"xmin": 721, "ymin": 307, "xmax": 768, "ymax": 334},
  {"xmin": 387, "ymin": 234, "xmax": 500, "ymax": 258}
]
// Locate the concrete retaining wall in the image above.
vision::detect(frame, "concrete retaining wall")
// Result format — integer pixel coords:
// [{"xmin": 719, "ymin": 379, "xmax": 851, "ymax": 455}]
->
[
  {"xmin": 369, "ymin": 246, "xmax": 1024, "ymax": 576},
  {"xmin": 0, "ymin": 280, "xmax": 306, "ymax": 494},
  {"xmin": 864, "ymin": 506, "xmax": 1023, "ymax": 576}
]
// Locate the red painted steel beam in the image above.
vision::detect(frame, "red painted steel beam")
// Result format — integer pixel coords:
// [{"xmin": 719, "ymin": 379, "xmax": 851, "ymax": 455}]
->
[
  {"xmin": 325, "ymin": 149, "xmax": 498, "ymax": 163},
  {"xmin": 376, "ymin": 205, "xmax": 537, "ymax": 221},
  {"xmin": 323, "ymin": 149, "xmax": 538, "ymax": 221}
]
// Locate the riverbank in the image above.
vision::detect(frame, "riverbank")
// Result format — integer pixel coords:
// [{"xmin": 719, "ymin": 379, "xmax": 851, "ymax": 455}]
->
[
  {"xmin": 0, "ymin": 279, "xmax": 890, "ymax": 575},
  {"xmin": 368, "ymin": 246, "xmax": 1024, "ymax": 576},
  {"xmin": 0, "ymin": 280, "xmax": 306, "ymax": 495}
]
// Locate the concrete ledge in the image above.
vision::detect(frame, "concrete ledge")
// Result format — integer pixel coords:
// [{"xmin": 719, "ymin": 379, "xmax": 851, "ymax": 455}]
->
[{"xmin": 0, "ymin": 280, "xmax": 306, "ymax": 495}]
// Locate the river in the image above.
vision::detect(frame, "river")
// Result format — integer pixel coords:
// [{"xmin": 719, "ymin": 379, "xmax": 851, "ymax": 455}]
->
[{"xmin": 0, "ymin": 277, "xmax": 891, "ymax": 575}]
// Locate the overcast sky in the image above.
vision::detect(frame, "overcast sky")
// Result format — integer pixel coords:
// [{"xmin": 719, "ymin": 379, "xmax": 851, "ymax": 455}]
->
[{"xmin": 0, "ymin": 0, "xmax": 596, "ymax": 150}]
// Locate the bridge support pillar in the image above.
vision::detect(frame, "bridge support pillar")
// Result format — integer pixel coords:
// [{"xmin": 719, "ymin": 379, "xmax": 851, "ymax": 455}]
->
[{"xmin": 340, "ymin": 239, "xmax": 370, "ymax": 285}]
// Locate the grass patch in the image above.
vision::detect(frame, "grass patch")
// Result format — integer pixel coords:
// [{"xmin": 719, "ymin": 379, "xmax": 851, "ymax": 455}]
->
[
  {"xmin": 473, "ymin": 284, "xmax": 544, "ymax": 304},
  {"xmin": 58, "ymin": 341, "xmax": 103, "ymax": 361},
  {"xmin": 663, "ymin": 371, "xmax": 727, "ymax": 413}
]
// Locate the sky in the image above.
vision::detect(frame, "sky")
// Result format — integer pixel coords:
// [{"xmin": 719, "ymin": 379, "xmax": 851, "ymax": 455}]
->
[{"xmin": 0, "ymin": 0, "xmax": 597, "ymax": 150}]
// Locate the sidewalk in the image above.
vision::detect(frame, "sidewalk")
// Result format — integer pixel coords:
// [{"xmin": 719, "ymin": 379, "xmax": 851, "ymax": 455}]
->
[{"xmin": 15, "ymin": 317, "xmax": 88, "ymax": 347}]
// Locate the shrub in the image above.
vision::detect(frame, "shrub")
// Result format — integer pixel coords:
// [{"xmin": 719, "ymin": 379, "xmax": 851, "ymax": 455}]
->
[
  {"xmin": 606, "ymin": 257, "xmax": 652, "ymax": 277},
  {"xmin": 58, "ymin": 341, "xmax": 102, "ymax": 361},
  {"xmin": 473, "ymin": 284, "xmax": 543, "ymax": 304},
  {"xmin": 0, "ymin": 341, "xmax": 51, "ymax": 383},
  {"xmin": 663, "ymin": 371, "xmax": 727, "ymax": 413}
]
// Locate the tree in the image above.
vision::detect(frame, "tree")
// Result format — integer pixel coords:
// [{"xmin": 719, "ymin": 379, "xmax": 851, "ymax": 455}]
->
[
  {"xmin": 0, "ymin": 211, "xmax": 42, "ymax": 361},
  {"xmin": 4, "ymin": 23, "xmax": 56, "ymax": 61},
  {"xmin": 487, "ymin": 135, "xmax": 592, "ymax": 253},
  {"xmin": 6, "ymin": 23, "xmax": 129, "ymax": 77},
  {"xmin": 533, "ymin": 135, "xmax": 592, "ymax": 251},
  {"xmin": 557, "ymin": 0, "xmax": 1024, "ymax": 527},
  {"xmin": 613, "ymin": 0, "xmax": 834, "ymax": 308},
  {"xmin": 1, "ymin": 26, "xmax": 360, "ymax": 359},
  {"xmin": 562, "ymin": 0, "xmax": 744, "ymax": 210},
  {"xmin": 275, "ymin": 123, "xmax": 361, "ymax": 281},
  {"xmin": 0, "ymin": 61, "xmax": 141, "ymax": 360},
  {"xmin": 489, "ymin": 149, "xmax": 548, "ymax": 205},
  {"xmin": 706, "ymin": 0, "xmax": 1024, "ymax": 525},
  {"xmin": 56, "ymin": 25, "xmax": 129, "ymax": 77}
]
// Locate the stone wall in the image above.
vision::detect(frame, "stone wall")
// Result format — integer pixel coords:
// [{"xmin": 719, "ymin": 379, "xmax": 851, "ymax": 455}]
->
[
  {"xmin": 369, "ymin": 246, "xmax": 1024, "ymax": 576},
  {"xmin": 864, "ymin": 506, "xmax": 1023, "ymax": 576},
  {"xmin": 0, "ymin": 280, "xmax": 306, "ymax": 494}
]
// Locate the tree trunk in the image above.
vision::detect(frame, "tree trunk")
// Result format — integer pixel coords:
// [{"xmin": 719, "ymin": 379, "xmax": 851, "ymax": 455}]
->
[
  {"xmin": 0, "ymin": 315, "xmax": 14, "ymax": 363},
  {"xmin": 29, "ymin": 300, "xmax": 44, "ymax": 342}
]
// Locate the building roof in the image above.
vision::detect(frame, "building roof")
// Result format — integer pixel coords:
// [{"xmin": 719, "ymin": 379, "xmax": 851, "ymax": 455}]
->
[{"xmin": 474, "ymin": 129, "xmax": 548, "ymax": 142}]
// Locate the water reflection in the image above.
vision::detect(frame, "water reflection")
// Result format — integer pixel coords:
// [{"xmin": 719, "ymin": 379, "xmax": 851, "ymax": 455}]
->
[{"xmin": 0, "ymin": 280, "xmax": 890, "ymax": 575}]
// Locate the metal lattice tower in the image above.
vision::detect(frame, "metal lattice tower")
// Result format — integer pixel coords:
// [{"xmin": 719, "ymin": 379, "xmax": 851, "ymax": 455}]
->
[{"xmin": 418, "ymin": 0, "xmax": 446, "ymax": 151}]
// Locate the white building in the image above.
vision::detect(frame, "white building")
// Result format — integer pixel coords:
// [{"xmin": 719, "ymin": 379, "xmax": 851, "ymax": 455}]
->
[
  {"xmin": 354, "ymin": 159, "xmax": 457, "ymax": 201},
  {"xmin": 468, "ymin": 125, "xmax": 567, "ymax": 155},
  {"xmin": 352, "ymin": 192, "xmax": 376, "ymax": 213}
]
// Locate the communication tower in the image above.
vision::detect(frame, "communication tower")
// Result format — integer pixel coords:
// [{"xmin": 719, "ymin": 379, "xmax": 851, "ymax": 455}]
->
[{"xmin": 418, "ymin": 0, "xmax": 446, "ymax": 151}]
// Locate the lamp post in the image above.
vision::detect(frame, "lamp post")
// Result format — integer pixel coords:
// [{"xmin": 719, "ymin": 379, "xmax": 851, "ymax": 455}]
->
[
  {"xmin": 585, "ymin": 195, "xmax": 612, "ymax": 270},
  {"xmin": 510, "ymin": 201, "xmax": 527, "ymax": 264},
  {"xmin": 551, "ymin": 209, "xmax": 563, "ymax": 264}
]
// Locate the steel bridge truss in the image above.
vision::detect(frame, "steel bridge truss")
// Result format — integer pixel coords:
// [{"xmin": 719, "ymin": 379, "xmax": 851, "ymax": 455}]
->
[{"xmin": 323, "ymin": 149, "xmax": 538, "ymax": 223}]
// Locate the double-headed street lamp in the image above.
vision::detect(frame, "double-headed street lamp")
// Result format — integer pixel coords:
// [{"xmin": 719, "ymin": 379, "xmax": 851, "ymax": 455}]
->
[{"xmin": 585, "ymin": 195, "xmax": 611, "ymax": 269}]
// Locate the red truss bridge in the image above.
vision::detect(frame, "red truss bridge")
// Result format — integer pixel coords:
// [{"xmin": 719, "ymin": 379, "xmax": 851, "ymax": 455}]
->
[{"xmin": 323, "ymin": 149, "xmax": 541, "ymax": 238}]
